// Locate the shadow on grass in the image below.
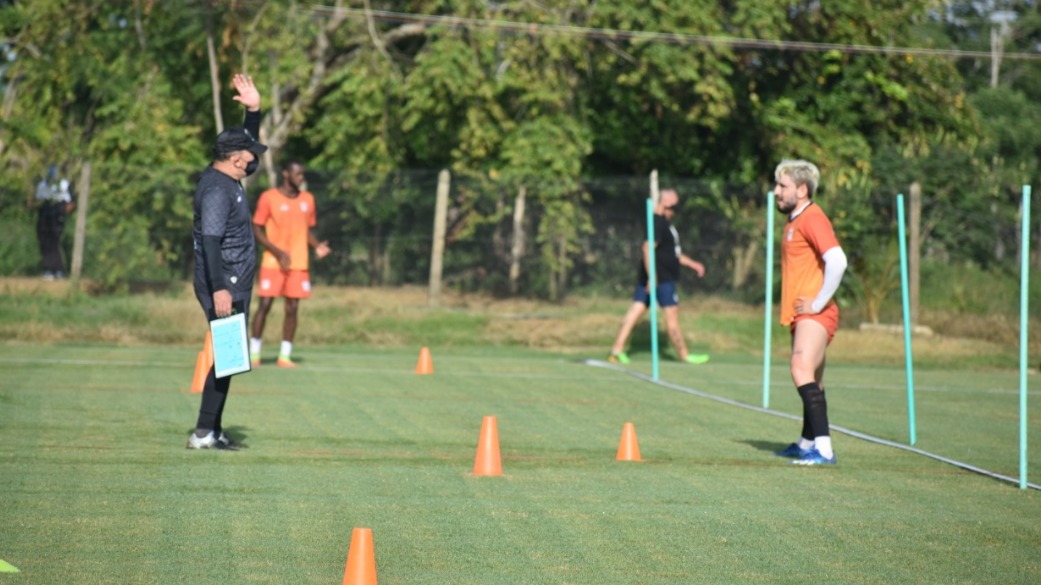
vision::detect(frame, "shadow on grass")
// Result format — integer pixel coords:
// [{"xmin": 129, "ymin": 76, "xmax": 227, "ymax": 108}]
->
[{"xmin": 740, "ymin": 439, "xmax": 790, "ymax": 455}]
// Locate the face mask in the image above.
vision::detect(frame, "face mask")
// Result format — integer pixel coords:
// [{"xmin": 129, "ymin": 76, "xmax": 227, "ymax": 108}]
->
[{"xmin": 245, "ymin": 158, "xmax": 259, "ymax": 176}]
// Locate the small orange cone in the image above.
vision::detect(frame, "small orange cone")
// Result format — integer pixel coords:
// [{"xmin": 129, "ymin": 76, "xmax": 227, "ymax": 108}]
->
[
  {"xmin": 189, "ymin": 351, "xmax": 207, "ymax": 394},
  {"xmin": 415, "ymin": 346, "xmax": 434, "ymax": 375},
  {"xmin": 342, "ymin": 527, "xmax": 378, "ymax": 585},
  {"xmin": 472, "ymin": 415, "xmax": 503, "ymax": 476},
  {"xmin": 616, "ymin": 422, "xmax": 642, "ymax": 462}
]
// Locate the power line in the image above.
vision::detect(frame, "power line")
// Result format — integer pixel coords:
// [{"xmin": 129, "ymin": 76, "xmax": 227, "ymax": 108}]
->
[{"xmin": 292, "ymin": 4, "xmax": 1041, "ymax": 62}]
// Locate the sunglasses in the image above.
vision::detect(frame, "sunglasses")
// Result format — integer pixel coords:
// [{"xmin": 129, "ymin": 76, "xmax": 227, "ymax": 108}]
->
[{"xmin": 665, "ymin": 203, "xmax": 680, "ymax": 211}]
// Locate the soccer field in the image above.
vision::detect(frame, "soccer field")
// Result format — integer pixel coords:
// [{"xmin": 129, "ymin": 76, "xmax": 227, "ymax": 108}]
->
[{"xmin": 1, "ymin": 344, "xmax": 1039, "ymax": 584}]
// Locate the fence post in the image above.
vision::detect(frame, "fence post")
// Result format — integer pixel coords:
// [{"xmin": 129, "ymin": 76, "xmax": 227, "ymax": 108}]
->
[
  {"xmin": 428, "ymin": 169, "xmax": 450, "ymax": 307},
  {"xmin": 909, "ymin": 181, "xmax": 921, "ymax": 325},
  {"xmin": 70, "ymin": 161, "xmax": 91, "ymax": 285},
  {"xmin": 508, "ymin": 186, "xmax": 526, "ymax": 295}
]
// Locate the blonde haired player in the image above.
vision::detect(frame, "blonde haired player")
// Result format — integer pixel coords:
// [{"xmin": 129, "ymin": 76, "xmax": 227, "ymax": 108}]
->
[{"xmin": 772, "ymin": 160, "xmax": 847, "ymax": 465}]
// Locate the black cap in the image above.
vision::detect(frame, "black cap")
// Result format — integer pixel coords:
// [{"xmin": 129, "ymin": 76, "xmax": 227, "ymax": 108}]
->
[{"xmin": 213, "ymin": 127, "xmax": 267, "ymax": 157}]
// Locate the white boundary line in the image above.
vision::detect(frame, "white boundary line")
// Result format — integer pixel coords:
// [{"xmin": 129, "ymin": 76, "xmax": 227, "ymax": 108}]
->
[{"xmin": 584, "ymin": 359, "xmax": 1041, "ymax": 490}]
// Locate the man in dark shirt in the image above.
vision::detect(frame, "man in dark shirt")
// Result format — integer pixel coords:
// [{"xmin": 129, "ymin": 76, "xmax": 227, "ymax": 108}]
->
[
  {"xmin": 187, "ymin": 74, "xmax": 267, "ymax": 450},
  {"xmin": 608, "ymin": 189, "xmax": 710, "ymax": 365}
]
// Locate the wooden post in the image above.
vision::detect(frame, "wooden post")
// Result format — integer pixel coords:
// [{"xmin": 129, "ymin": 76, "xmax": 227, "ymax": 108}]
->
[
  {"xmin": 70, "ymin": 161, "xmax": 91, "ymax": 285},
  {"xmin": 908, "ymin": 181, "xmax": 921, "ymax": 325},
  {"xmin": 649, "ymin": 169, "xmax": 660, "ymax": 207},
  {"xmin": 428, "ymin": 169, "xmax": 450, "ymax": 307},
  {"xmin": 508, "ymin": 185, "xmax": 527, "ymax": 295}
]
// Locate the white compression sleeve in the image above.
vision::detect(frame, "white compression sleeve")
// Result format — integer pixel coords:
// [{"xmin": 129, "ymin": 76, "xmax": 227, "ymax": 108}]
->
[{"xmin": 811, "ymin": 247, "xmax": 848, "ymax": 313}]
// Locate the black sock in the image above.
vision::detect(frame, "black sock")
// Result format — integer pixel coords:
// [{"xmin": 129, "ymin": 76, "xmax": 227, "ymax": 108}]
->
[{"xmin": 797, "ymin": 382, "xmax": 830, "ymax": 439}]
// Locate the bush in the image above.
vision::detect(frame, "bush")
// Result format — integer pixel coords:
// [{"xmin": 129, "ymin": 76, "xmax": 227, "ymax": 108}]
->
[{"xmin": 0, "ymin": 217, "xmax": 44, "ymax": 276}]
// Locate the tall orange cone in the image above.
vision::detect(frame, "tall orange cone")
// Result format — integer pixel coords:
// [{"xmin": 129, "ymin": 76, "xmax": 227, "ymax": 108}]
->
[
  {"xmin": 415, "ymin": 346, "xmax": 434, "ymax": 375},
  {"xmin": 472, "ymin": 415, "xmax": 503, "ymax": 476},
  {"xmin": 201, "ymin": 331, "xmax": 214, "ymax": 370},
  {"xmin": 188, "ymin": 332, "xmax": 214, "ymax": 393},
  {"xmin": 616, "ymin": 422, "xmax": 642, "ymax": 462},
  {"xmin": 189, "ymin": 351, "xmax": 207, "ymax": 393},
  {"xmin": 342, "ymin": 527, "xmax": 378, "ymax": 585}
]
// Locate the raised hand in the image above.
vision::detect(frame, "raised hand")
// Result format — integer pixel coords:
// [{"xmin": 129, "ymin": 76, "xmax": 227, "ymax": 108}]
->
[{"xmin": 231, "ymin": 74, "xmax": 260, "ymax": 112}]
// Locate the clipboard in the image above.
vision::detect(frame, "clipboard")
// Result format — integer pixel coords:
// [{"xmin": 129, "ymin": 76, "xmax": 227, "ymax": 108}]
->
[{"xmin": 209, "ymin": 312, "xmax": 251, "ymax": 378}]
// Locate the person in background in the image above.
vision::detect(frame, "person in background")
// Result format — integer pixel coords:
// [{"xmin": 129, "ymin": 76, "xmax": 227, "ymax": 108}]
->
[
  {"xmin": 30, "ymin": 165, "xmax": 74, "ymax": 280},
  {"xmin": 249, "ymin": 160, "xmax": 331, "ymax": 368},
  {"xmin": 608, "ymin": 188, "xmax": 710, "ymax": 366},
  {"xmin": 187, "ymin": 74, "xmax": 267, "ymax": 450},
  {"xmin": 771, "ymin": 159, "xmax": 848, "ymax": 466}
]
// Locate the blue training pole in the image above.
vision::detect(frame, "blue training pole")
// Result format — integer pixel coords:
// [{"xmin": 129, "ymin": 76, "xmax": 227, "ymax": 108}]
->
[
  {"xmin": 1020, "ymin": 185, "xmax": 1031, "ymax": 490},
  {"xmin": 896, "ymin": 194, "xmax": 917, "ymax": 445},
  {"xmin": 646, "ymin": 198, "xmax": 659, "ymax": 381},
  {"xmin": 762, "ymin": 191, "xmax": 775, "ymax": 409}
]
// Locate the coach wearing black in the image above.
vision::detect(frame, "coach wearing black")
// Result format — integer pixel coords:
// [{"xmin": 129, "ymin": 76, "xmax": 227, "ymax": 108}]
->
[{"xmin": 187, "ymin": 74, "xmax": 267, "ymax": 450}]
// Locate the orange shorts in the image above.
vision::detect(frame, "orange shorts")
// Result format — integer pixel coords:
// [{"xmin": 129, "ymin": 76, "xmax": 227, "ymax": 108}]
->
[
  {"xmin": 790, "ymin": 302, "xmax": 839, "ymax": 343},
  {"xmin": 257, "ymin": 268, "xmax": 312, "ymax": 299}
]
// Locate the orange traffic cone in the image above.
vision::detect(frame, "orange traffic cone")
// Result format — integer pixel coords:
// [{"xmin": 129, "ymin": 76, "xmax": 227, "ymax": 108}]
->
[
  {"xmin": 188, "ymin": 332, "xmax": 214, "ymax": 393},
  {"xmin": 415, "ymin": 346, "xmax": 434, "ymax": 375},
  {"xmin": 202, "ymin": 331, "xmax": 214, "ymax": 370},
  {"xmin": 472, "ymin": 415, "xmax": 503, "ymax": 476},
  {"xmin": 342, "ymin": 527, "xmax": 378, "ymax": 585},
  {"xmin": 189, "ymin": 351, "xmax": 207, "ymax": 394},
  {"xmin": 616, "ymin": 422, "xmax": 642, "ymax": 462}
]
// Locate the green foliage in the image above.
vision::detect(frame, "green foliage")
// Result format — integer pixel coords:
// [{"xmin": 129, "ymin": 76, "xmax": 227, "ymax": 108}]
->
[
  {"xmin": 1, "ymin": 0, "xmax": 1036, "ymax": 306},
  {"xmin": 0, "ymin": 216, "xmax": 41, "ymax": 275}
]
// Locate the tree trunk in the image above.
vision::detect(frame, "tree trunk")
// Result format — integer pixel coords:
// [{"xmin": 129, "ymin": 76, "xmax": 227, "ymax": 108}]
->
[{"xmin": 205, "ymin": 1, "xmax": 223, "ymax": 134}]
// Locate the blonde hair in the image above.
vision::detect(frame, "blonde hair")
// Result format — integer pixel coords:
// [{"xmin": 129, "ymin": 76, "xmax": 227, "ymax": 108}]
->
[{"xmin": 774, "ymin": 159, "xmax": 820, "ymax": 197}]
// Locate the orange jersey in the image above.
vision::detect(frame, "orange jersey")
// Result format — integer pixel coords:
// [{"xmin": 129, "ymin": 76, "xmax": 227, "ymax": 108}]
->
[
  {"xmin": 780, "ymin": 203, "xmax": 841, "ymax": 326},
  {"xmin": 253, "ymin": 188, "xmax": 317, "ymax": 271}
]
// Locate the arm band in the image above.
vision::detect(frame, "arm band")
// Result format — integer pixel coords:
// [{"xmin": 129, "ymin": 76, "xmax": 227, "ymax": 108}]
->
[
  {"xmin": 201, "ymin": 236, "xmax": 226, "ymax": 292},
  {"xmin": 811, "ymin": 247, "xmax": 848, "ymax": 313}
]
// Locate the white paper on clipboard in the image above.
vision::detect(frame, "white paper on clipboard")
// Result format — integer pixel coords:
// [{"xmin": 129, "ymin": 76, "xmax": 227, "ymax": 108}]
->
[{"xmin": 209, "ymin": 312, "xmax": 251, "ymax": 378}]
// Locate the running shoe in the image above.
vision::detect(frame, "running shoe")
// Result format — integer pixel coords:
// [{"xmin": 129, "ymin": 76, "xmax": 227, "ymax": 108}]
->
[
  {"xmin": 186, "ymin": 431, "xmax": 234, "ymax": 450},
  {"xmin": 791, "ymin": 448, "xmax": 836, "ymax": 465},
  {"xmin": 774, "ymin": 443, "xmax": 812, "ymax": 458}
]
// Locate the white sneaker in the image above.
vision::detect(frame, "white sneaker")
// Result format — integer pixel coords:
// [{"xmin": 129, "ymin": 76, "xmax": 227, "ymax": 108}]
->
[{"xmin": 186, "ymin": 431, "xmax": 225, "ymax": 450}]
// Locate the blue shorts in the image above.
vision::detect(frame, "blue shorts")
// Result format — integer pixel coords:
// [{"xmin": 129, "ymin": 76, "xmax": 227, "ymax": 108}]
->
[{"xmin": 632, "ymin": 281, "xmax": 679, "ymax": 308}]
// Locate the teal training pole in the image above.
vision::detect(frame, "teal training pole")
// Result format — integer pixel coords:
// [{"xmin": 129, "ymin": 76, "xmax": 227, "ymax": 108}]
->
[
  {"xmin": 1020, "ymin": 185, "xmax": 1031, "ymax": 490},
  {"xmin": 896, "ymin": 194, "xmax": 917, "ymax": 445},
  {"xmin": 762, "ymin": 191, "xmax": 775, "ymax": 408},
  {"xmin": 646, "ymin": 198, "xmax": 659, "ymax": 381}
]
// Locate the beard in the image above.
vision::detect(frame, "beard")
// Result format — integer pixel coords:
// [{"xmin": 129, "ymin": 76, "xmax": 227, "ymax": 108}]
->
[{"xmin": 776, "ymin": 198, "xmax": 797, "ymax": 214}]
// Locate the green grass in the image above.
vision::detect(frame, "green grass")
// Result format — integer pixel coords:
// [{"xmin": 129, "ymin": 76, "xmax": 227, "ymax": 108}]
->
[{"xmin": 2, "ymin": 343, "xmax": 1039, "ymax": 584}]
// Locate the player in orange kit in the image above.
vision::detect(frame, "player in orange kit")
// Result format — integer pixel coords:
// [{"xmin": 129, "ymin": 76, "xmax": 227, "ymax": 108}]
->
[
  {"xmin": 772, "ymin": 160, "xmax": 847, "ymax": 465},
  {"xmin": 249, "ymin": 160, "xmax": 331, "ymax": 368}
]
